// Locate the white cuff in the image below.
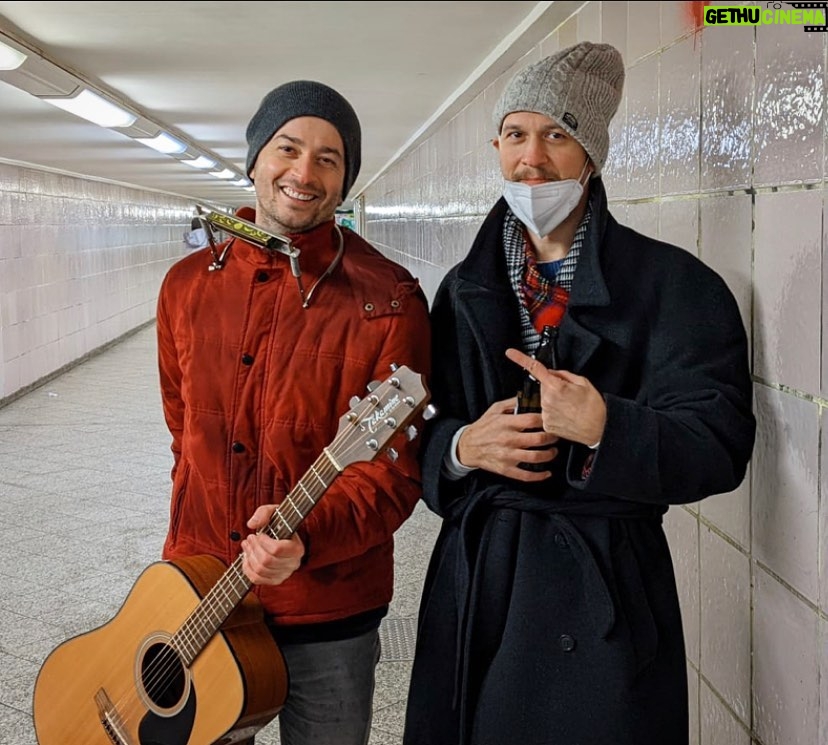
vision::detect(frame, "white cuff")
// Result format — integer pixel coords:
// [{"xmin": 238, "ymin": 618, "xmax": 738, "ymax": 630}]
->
[{"xmin": 442, "ymin": 425, "xmax": 476, "ymax": 480}]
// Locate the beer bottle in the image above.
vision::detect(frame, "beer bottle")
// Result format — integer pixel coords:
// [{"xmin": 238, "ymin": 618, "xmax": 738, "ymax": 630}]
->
[{"xmin": 515, "ymin": 325, "xmax": 558, "ymax": 471}]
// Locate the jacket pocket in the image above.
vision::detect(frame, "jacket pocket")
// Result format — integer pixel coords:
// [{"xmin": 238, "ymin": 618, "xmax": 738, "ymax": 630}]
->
[{"xmin": 611, "ymin": 522, "xmax": 658, "ymax": 676}]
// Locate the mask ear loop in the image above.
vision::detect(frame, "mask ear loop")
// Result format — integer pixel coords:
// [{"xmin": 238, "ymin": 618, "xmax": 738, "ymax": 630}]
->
[{"xmin": 577, "ymin": 159, "xmax": 592, "ymax": 186}]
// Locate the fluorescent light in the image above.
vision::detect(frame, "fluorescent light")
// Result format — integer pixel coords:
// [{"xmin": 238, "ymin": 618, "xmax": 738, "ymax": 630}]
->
[
  {"xmin": 209, "ymin": 168, "xmax": 236, "ymax": 180},
  {"xmin": 42, "ymin": 89, "xmax": 137, "ymax": 128},
  {"xmin": 233, "ymin": 177, "xmax": 251, "ymax": 187},
  {"xmin": 135, "ymin": 132, "xmax": 186, "ymax": 154},
  {"xmin": 182, "ymin": 155, "xmax": 216, "ymax": 169},
  {"xmin": 0, "ymin": 39, "xmax": 27, "ymax": 70}
]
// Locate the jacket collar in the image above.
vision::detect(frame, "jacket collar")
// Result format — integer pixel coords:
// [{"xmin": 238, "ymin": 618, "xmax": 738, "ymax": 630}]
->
[
  {"xmin": 456, "ymin": 179, "xmax": 612, "ymax": 308},
  {"xmin": 454, "ymin": 178, "xmax": 616, "ymax": 375},
  {"xmin": 229, "ymin": 215, "xmax": 343, "ymax": 280}
]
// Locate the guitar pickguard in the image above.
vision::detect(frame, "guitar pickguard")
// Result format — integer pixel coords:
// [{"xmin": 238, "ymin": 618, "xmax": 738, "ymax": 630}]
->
[{"xmin": 138, "ymin": 687, "xmax": 197, "ymax": 745}]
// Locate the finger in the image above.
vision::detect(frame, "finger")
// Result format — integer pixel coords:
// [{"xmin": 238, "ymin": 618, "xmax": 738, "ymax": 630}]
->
[
  {"xmin": 516, "ymin": 447, "xmax": 559, "ymax": 464},
  {"xmin": 507, "ymin": 422, "xmax": 559, "ymax": 448},
  {"xmin": 503, "ymin": 465, "xmax": 553, "ymax": 482},
  {"xmin": 506, "ymin": 349, "xmax": 553, "ymax": 385},
  {"xmin": 246, "ymin": 504, "xmax": 275, "ymax": 529},
  {"xmin": 490, "ymin": 397, "xmax": 522, "ymax": 415},
  {"xmin": 505, "ymin": 348, "xmax": 533, "ymax": 367},
  {"xmin": 548, "ymin": 368, "xmax": 584, "ymax": 386}
]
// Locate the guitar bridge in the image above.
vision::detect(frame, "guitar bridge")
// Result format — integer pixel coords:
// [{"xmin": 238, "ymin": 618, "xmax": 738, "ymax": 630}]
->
[{"xmin": 95, "ymin": 688, "xmax": 133, "ymax": 745}]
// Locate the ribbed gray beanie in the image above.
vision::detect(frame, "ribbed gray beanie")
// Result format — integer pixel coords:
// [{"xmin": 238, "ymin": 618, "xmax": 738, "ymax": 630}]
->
[
  {"xmin": 492, "ymin": 42, "xmax": 624, "ymax": 174},
  {"xmin": 246, "ymin": 80, "xmax": 361, "ymax": 200}
]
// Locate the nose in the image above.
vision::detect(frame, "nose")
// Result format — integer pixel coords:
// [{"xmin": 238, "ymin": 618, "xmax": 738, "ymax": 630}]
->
[
  {"xmin": 290, "ymin": 153, "xmax": 317, "ymax": 184},
  {"xmin": 520, "ymin": 135, "xmax": 548, "ymax": 168}
]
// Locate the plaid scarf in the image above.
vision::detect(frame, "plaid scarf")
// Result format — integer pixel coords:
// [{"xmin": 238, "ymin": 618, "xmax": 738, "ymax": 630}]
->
[
  {"xmin": 522, "ymin": 246, "xmax": 570, "ymax": 333},
  {"xmin": 504, "ymin": 206, "xmax": 591, "ymax": 351}
]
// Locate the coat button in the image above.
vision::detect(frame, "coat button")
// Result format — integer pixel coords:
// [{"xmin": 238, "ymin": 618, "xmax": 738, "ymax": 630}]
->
[
  {"xmin": 257, "ymin": 271, "xmax": 269, "ymax": 282},
  {"xmin": 554, "ymin": 533, "xmax": 568, "ymax": 548},
  {"xmin": 559, "ymin": 634, "xmax": 576, "ymax": 652},
  {"xmin": 230, "ymin": 531, "xmax": 241, "ymax": 541},
  {"xmin": 231, "ymin": 441, "xmax": 246, "ymax": 453},
  {"xmin": 241, "ymin": 354, "xmax": 254, "ymax": 365}
]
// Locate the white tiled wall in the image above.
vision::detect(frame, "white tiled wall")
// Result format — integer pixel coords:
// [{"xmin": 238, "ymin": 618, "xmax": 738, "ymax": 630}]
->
[
  {"xmin": 361, "ymin": 2, "xmax": 827, "ymax": 743},
  {"xmin": 0, "ymin": 163, "xmax": 194, "ymax": 402}
]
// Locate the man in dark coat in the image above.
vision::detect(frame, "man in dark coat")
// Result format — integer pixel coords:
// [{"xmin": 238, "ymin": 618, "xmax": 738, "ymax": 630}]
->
[{"xmin": 402, "ymin": 41, "xmax": 756, "ymax": 745}]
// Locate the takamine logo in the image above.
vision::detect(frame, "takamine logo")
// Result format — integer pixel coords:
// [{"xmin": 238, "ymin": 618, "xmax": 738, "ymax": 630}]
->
[
  {"xmin": 704, "ymin": 2, "xmax": 828, "ymax": 31},
  {"xmin": 360, "ymin": 394, "xmax": 401, "ymax": 433}
]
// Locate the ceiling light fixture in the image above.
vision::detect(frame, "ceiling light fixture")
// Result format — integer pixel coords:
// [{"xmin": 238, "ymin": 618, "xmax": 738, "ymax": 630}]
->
[
  {"xmin": 0, "ymin": 38, "xmax": 26, "ymax": 70},
  {"xmin": 0, "ymin": 30, "xmax": 241, "ymax": 203},
  {"xmin": 182, "ymin": 155, "xmax": 216, "ymax": 169},
  {"xmin": 42, "ymin": 88, "xmax": 137, "ymax": 128},
  {"xmin": 135, "ymin": 132, "xmax": 187, "ymax": 155}
]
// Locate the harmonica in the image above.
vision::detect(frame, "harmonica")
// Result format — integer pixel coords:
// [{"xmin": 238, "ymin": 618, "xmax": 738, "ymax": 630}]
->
[{"xmin": 197, "ymin": 207, "xmax": 296, "ymax": 255}]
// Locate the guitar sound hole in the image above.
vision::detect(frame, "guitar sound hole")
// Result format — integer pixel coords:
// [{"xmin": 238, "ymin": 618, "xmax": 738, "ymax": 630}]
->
[{"xmin": 141, "ymin": 642, "xmax": 186, "ymax": 709}]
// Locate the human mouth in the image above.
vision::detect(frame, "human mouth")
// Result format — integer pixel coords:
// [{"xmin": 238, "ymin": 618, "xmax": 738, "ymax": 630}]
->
[{"xmin": 281, "ymin": 184, "xmax": 316, "ymax": 201}]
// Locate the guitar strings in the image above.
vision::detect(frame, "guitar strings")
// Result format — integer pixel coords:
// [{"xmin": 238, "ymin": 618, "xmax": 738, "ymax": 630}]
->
[
  {"xmin": 109, "ymin": 384, "xmax": 418, "ymax": 735},
  {"xmin": 116, "ymin": 457, "xmax": 343, "ymax": 724},
  {"xmin": 128, "ymin": 452, "xmax": 344, "ymax": 715}
]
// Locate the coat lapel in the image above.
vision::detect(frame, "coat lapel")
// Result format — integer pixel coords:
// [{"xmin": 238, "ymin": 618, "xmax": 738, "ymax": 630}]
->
[
  {"xmin": 556, "ymin": 181, "xmax": 614, "ymax": 374},
  {"xmin": 456, "ymin": 281, "xmax": 524, "ymax": 398},
  {"xmin": 456, "ymin": 182, "xmax": 620, "ymax": 382},
  {"xmin": 455, "ymin": 199, "xmax": 525, "ymax": 398}
]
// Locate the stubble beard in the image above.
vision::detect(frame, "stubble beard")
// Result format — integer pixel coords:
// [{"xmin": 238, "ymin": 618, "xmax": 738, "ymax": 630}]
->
[{"xmin": 256, "ymin": 188, "xmax": 335, "ymax": 236}]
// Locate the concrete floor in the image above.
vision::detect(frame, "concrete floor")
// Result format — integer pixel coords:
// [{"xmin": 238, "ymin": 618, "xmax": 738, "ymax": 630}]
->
[{"xmin": 0, "ymin": 323, "xmax": 440, "ymax": 745}]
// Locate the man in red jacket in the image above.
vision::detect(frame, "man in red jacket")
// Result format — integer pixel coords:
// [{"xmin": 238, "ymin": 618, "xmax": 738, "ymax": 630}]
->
[{"xmin": 156, "ymin": 80, "xmax": 430, "ymax": 745}]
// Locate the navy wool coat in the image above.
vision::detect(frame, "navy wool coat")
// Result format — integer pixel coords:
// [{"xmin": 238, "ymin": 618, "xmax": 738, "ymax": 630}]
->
[{"xmin": 403, "ymin": 181, "xmax": 756, "ymax": 745}]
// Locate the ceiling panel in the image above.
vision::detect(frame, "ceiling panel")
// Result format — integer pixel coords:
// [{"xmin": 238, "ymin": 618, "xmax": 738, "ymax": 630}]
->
[{"xmin": 0, "ymin": 1, "xmax": 579, "ymax": 210}]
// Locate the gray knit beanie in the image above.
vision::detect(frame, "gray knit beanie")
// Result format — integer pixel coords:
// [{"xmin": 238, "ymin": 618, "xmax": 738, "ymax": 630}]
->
[
  {"xmin": 246, "ymin": 80, "xmax": 362, "ymax": 200},
  {"xmin": 492, "ymin": 42, "xmax": 624, "ymax": 174}
]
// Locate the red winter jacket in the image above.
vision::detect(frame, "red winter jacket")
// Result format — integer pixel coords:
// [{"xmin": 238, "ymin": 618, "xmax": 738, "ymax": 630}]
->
[{"xmin": 156, "ymin": 216, "xmax": 431, "ymax": 626}]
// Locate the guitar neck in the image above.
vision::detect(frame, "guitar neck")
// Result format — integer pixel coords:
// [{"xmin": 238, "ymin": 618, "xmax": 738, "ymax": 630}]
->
[
  {"xmin": 171, "ymin": 449, "xmax": 340, "ymax": 665},
  {"xmin": 261, "ymin": 448, "xmax": 340, "ymax": 540}
]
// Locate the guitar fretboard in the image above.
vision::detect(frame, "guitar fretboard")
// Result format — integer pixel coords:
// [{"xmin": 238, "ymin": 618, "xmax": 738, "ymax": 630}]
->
[{"xmin": 170, "ymin": 450, "xmax": 340, "ymax": 666}]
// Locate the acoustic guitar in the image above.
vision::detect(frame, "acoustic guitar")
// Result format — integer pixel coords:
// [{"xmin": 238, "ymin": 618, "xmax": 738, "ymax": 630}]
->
[{"xmin": 33, "ymin": 365, "xmax": 432, "ymax": 745}]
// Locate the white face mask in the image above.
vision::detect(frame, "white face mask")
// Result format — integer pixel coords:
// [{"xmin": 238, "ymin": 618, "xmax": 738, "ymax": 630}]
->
[{"xmin": 502, "ymin": 162, "xmax": 590, "ymax": 238}]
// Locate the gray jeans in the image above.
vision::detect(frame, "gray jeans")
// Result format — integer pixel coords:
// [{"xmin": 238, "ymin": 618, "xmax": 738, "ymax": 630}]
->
[{"xmin": 238, "ymin": 628, "xmax": 381, "ymax": 745}]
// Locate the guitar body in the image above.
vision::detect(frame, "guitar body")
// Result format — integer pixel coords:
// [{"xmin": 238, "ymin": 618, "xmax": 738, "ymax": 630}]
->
[
  {"xmin": 33, "ymin": 555, "xmax": 287, "ymax": 745},
  {"xmin": 32, "ymin": 366, "xmax": 432, "ymax": 744}
]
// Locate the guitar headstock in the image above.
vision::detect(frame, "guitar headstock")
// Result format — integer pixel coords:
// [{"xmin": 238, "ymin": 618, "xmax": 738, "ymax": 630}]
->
[{"xmin": 330, "ymin": 366, "xmax": 433, "ymax": 470}]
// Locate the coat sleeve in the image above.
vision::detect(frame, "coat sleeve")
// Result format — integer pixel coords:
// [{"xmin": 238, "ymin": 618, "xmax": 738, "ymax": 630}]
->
[
  {"xmin": 156, "ymin": 274, "xmax": 184, "ymax": 478},
  {"xmin": 294, "ymin": 280, "xmax": 433, "ymax": 570},
  {"xmin": 574, "ymin": 261, "xmax": 756, "ymax": 504},
  {"xmin": 418, "ymin": 270, "xmax": 475, "ymax": 517}
]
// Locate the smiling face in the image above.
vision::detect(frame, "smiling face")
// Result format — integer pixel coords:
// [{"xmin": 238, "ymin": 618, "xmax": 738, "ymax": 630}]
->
[
  {"xmin": 494, "ymin": 111, "xmax": 592, "ymax": 185},
  {"xmin": 250, "ymin": 116, "xmax": 346, "ymax": 234}
]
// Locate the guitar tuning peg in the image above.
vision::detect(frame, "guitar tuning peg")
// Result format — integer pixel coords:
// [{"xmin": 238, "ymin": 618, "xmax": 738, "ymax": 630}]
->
[
  {"xmin": 349, "ymin": 395, "xmax": 361, "ymax": 407},
  {"xmin": 386, "ymin": 447, "xmax": 399, "ymax": 462},
  {"xmin": 405, "ymin": 425, "xmax": 418, "ymax": 442},
  {"xmin": 389, "ymin": 362, "xmax": 399, "ymax": 372},
  {"xmin": 366, "ymin": 380, "xmax": 380, "ymax": 392},
  {"xmin": 422, "ymin": 404, "xmax": 438, "ymax": 421}
]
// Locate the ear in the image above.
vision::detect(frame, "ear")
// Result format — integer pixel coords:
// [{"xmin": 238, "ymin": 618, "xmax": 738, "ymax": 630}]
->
[{"xmin": 492, "ymin": 137, "xmax": 501, "ymax": 152}]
